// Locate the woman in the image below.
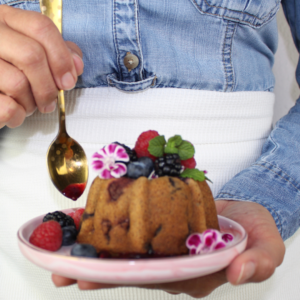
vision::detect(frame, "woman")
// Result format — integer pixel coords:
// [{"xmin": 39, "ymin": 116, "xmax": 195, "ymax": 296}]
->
[{"xmin": 0, "ymin": 0, "xmax": 298, "ymax": 299}]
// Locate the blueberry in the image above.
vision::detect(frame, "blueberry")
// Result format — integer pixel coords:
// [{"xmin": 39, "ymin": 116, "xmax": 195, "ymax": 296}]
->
[
  {"xmin": 71, "ymin": 244, "xmax": 98, "ymax": 258},
  {"xmin": 127, "ymin": 157, "xmax": 154, "ymax": 179},
  {"xmin": 62, "ymin": 225, "xmax": 77, "ymax": 246}
]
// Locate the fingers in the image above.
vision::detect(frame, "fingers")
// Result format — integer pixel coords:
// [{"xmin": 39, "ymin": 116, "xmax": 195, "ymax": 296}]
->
[
  {"xmin": 65, "ymin": 41, "xmax": 84, "ymax": 76},
  {"xmin": 217, "ymin": 200, "xmax": 286, "ymax": 285},
  {"xmin": 52, "ymin": 274, "xmax": 118, "ymax": 290},
  {"xmin": 51, "ymin": 274, "xmax": 76, "ymax": 287},
  {"xmin": 0, "ymin": 5, "xmax": 84, "ymax": 128},
  {"xmin": 0, "ymin": 5, "xmax": 77, "ymax": 91},
  {"xmin": 0, "ymin": 58, "xmax": 36, "ymax": 116},
  {"xmin": 0, "ymin": 93, "xmax": 26, "ymax": 128},
  {"xmin": 140, "ymin": 270, "xmax": 227, "ymax": 298}
]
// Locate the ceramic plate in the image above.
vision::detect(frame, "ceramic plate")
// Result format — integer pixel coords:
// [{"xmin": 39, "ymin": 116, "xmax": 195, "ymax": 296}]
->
[{"xmin": 17, "ymin": 208, "xmax": 247, "ymax": 284}]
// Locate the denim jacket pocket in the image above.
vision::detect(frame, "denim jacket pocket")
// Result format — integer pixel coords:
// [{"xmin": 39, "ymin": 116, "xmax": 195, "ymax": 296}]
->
[{"xmin": 189, "ymin": 0, "xmax": 280, "ymax": 28}]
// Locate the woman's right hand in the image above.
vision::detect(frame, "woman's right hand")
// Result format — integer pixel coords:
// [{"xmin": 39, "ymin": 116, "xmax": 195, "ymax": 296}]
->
[{"xmin": 0, "ymin": 5, "xmax": 84, "ymax": 129}]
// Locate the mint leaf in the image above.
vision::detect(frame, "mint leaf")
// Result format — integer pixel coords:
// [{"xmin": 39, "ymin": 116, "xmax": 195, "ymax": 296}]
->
[
  {"xmin": 177, "ymin": 141, "xmax": 195, "ymax": 160},
  {"xmin": 180, "ymin": 168, "xmax": 206, "ymax": 182},
  {"xmin": 148, "ymin": 135, "xmax": 166, "ymax": 157},
  {"xmin": 167, "ymin": 135, "xmax": 183, "ymax": 148},
  {"xmin": 164, "ymin": 145, "xmax": 179, "ymax": 154}
]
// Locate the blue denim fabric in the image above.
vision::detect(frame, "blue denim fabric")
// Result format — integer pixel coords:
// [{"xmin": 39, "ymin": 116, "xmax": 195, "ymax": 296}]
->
[
  {"xmin": 2, "ymin": 0, "xmax": 300, "ymax": 240},
  {"xmin": 1, "ymin": 0, "xmax": 279, "ymax": 92}
]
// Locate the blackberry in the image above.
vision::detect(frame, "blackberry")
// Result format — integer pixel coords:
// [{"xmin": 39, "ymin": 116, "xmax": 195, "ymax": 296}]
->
[
  {"xmin": 154, "ymin": 154, "xmax": 182, "ymax": 177},
  {"xmin": 114, "ymin": 142, "xmax": 138, "ymax": 162},
  {"xmin": 43, "ymin": 211, "xmax": 75, "ymax": 228}
]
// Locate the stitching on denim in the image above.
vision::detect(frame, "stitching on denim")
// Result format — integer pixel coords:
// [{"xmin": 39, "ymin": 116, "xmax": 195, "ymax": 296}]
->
[
  {"xmin": 4, "ymin": 0, "xmax": 37, "ymax": 4},
  {"xmin": 254, "ymin": 162, "xmax": 300, "ymax": 193},
  {"xmin": 190, "ymin": 0, "xmax": 279, "ymax": 27},
  {"xmin": 133, "ymin": 0, "xmax": 144, "ymax": 81},
  {"xmin": 222, "ymin": 21, "xmax": 236, "ymax": 92},
  {"xmin": 216, "ymin": 192, "xmax": 283, "ymax": 234},
  {"xmin": 112, "ymin": 0, "xmax": 122, "ymax": 81}
]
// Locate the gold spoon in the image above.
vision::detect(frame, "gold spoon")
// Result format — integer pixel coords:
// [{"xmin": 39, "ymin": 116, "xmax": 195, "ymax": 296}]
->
[{"xmin": 40, "ymin": 0, "xmax": 88, "ymax": 200}]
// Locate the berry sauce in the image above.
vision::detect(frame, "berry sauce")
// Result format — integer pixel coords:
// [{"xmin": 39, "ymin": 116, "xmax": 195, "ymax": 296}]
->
[{"xmin": 62, "ymin": 183, "xmax": 86, "ymax": 201}]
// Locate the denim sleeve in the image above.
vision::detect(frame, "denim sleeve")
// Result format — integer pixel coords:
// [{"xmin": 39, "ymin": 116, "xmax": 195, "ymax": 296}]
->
[{"xmin": 215, "ymin": 0, "xmax": 300, "ymax": 241}]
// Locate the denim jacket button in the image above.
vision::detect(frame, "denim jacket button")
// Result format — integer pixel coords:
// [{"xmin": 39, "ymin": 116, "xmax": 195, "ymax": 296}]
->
[{"xmin": 124, "ymin": 52, "xmax": 139, "ymax": 72}]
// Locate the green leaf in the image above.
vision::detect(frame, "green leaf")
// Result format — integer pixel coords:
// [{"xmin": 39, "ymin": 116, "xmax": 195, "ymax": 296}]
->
[
  {"xmin": 167, "ymin": 135, "xmax": 183, "ymax": 148},
  {"xmin": 180, "ymin": 168, "xmax": 206, "ymax": 182},
  {"xmin": 177, "ymin": 141, "xmax": 195, "ymax": 160},
  {"xmin": 164, "ymin": 145, "xmax": 179, "ymax": 154},
  {"xmin": 148, "ymin": 135, "xmax": 166, "ymax": 157}
]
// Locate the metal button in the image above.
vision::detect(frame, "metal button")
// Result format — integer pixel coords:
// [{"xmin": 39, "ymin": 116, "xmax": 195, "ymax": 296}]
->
[{"xmin": 124, "ymin": 52, "xmax": 139, "ymax": 72}]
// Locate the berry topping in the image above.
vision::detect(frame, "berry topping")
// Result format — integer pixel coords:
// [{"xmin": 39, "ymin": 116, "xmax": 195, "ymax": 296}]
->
[
  {"xmin": 154, "ymin": 154, "xmax": 182, "ymax": 177},
  {"xmin": 114, "ymin": 142, "xmax": 138, "ymax": 162},
  {"xmin": 29, "ymin": 221, "xmax": 62, "ymax": 251},
  {"xmin": 134, "ymin": 130, "xmax": 160, "ymax": 160},
  {"xmin": 71, "ymin": 244, "xmax": 98, "ymax": 258},
  {"xmin": 181, "ymin": 157, "xmax": 196, "ymax": 169},
  {"xmin": 62, "ymin": 183, "xmax": 86, "ymax": 201},
  {"xmin": 62, "ymin": 225, "xmax": 78, "ymax": 246},
  {"xmin": 127, "ymin": 157, "xmax": 154, "ymax": 179},
  {"xmin": 43, "ymin": 211, "xmax": 75, "ymax": 228},
  {"xmin": 186, "ymin": 229, "xmax": 233, "ymax": 255},
  {"xmin": 92, "ymin": 144, "xmax": 129, "ymax": 179},
  {"xmin": 68, "ymin": 208, "xmax": 85, "ymax": 230}
]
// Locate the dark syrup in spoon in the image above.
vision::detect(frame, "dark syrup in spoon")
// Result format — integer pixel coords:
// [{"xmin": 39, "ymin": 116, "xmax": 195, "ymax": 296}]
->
[{"xmin": 62, "ymin": 183, "xmax": 86, "ymax": 200}]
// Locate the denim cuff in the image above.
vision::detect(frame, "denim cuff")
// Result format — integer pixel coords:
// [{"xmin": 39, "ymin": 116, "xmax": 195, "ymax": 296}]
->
[{"xmin": 215, "ymin": 160, "xmax": 300, "ymax": 241}]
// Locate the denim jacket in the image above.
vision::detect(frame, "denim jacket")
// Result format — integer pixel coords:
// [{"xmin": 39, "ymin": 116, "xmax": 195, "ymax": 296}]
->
[{"xmin": 1, "ymin": 0, "xmax": 300, "ymax": 240}]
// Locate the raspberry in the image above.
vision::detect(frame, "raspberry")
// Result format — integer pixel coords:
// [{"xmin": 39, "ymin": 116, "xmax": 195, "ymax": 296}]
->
[
  {"xmin": 29, "ymin": 221, "xmax": 62, "ymax": 251},
  {"xmin": 181, "ymin": 157, "xmax": 196, "ymax": 169},
  {"xmin": 134, "ymin": 130, "xmax": 159, "ymax": 160},
  {"xmin": 68, "ymin": 208, "xmax": 85, "ymax": 230}
]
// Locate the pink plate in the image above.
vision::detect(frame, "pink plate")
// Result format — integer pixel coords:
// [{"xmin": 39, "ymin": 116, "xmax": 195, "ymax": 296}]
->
[{"xmin": 17, "ymin": 208, "xmax": 247, "ymax": 284}]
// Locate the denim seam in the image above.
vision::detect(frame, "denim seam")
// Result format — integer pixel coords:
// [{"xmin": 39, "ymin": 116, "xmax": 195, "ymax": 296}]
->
[
  {"xmin": 190, "ymin": 0, "xmax": 279, "ymax": 27},
  {"xmin": 133, "ymin": 0, "xmax": 144, "ymax": 81},
  {"xmin": 254, "ymin": 161, "xmax": 300, "ymax": 193},
  {"xmin": 112, "ymin": 0, "xmax": 123, "ymax": 81},
  {"xmin": 222, "ymin": 20, "xmax": 236, "ymax": 92},
  {"xmin": 4, "ymin": 0, "xmax": 37, "ymax": 3},
  {"xmin": 216, "ymin": 192, "xmax": 282, "ymax": 234}
]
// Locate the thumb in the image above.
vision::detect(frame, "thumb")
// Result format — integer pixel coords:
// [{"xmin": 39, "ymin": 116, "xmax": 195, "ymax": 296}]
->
[
  {"xmin": 226, "ymin": 224, "xmax": 285, "ymax": 285},
  {"xmin": 65, "ymin": 41, "xmax": 84, "ymax": 76}
]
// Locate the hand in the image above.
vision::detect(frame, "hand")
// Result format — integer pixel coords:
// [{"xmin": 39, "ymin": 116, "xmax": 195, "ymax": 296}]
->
[
  {"xmin": 52, "ymin": 200, "xmax": 285, "ymax": 298},
  {"xmin": 0, "ymin": 5, "xmax": 84, "ymax": 129}
]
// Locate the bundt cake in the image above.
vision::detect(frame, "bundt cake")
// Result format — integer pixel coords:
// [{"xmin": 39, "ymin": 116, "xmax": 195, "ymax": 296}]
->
[{"xmin": 76, "ymin": 131, "xmax": 220, "ymax": 257}]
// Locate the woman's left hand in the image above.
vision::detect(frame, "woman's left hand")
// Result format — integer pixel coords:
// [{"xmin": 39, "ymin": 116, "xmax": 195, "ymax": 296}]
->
[{"xmin": 52, "ymin": 200, "xmax": 285, "ymax": 298}]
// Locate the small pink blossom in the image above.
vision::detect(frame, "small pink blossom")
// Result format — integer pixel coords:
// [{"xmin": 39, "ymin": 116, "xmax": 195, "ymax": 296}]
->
[
  {"xmin": 186, "ymin": 229, "xmax": 233, "ymax": 255},
  {"xmin": 92, "ymin": 144, "xmax": 129, "ymax": 179}
]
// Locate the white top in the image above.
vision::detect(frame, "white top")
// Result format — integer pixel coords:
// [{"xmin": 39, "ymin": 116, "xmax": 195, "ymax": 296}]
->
[{"xmin": 1, "ymin": 87, "xmax": 299, "ymax": 300}]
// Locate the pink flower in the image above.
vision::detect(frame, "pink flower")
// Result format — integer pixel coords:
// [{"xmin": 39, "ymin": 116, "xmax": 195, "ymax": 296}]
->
[
  {"xmin": 186, "ymin": 229, "xmax": 233, "ymax": 255},
  {"xmin": 92, "ymin": 144, "xmax": 129, "ymax": 179}
]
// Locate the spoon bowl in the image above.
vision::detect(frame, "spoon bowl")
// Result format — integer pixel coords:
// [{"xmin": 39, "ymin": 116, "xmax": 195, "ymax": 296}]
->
[{"xmin": 41, "ymin": 0, "xmax": 88, "ymax": 200}]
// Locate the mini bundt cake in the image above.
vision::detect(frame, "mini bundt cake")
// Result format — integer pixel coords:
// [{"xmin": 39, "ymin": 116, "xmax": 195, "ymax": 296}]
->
[
  {"xmin": 76, "ymin": 131, "xmax": 220, "ymax": 257},
  {"xmin": 77, "ymin": 176, "xmax": 219, "ymax": 256}
]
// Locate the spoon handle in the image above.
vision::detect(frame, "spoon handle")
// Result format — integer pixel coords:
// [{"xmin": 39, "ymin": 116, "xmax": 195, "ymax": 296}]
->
[
  {"xmin": 39, "ymin": 0, "xmax": 63, "ymax": 33},
  {"xmin": 58, "ymin": 90, "xmax": 66, "ymax": 135}
]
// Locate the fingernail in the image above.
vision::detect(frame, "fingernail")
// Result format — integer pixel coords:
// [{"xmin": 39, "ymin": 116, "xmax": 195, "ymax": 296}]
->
[
  {"xmin": 43, "ymin": 101, "xmax": 57, "ymax": 113},
  {"xmin": 61, "ymin": 72, "xmax": 75, "ymax": 90},
  {"xmin": 236, "ymin": 262, "xmax": 256, "ymax": 284}
]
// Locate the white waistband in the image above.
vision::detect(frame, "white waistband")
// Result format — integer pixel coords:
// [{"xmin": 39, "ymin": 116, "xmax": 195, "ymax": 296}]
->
[{"xmin": 1, "ymin": 87, "xmax": 274, "ymax": 195}]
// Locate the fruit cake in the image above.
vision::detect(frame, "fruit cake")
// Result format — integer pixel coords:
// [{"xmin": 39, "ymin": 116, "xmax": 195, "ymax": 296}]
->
[{"xmin": 76, "ymin": 130, "xmax": 220, "ymax": 257}]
